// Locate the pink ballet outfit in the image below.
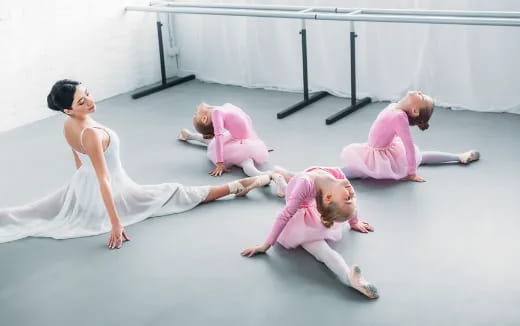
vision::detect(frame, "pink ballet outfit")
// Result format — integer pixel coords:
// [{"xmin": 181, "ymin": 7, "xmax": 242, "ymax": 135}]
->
[
  {"xmin": 207, "ymin": 103, "xmax": 269, "ymax": 167},
  {"xmin": 265, "ymin": 167, "xmax": 359, "ymax": 249},
  {"xmin": 340, "ymin": 108, "xmax": 422, "ymax": 180}
]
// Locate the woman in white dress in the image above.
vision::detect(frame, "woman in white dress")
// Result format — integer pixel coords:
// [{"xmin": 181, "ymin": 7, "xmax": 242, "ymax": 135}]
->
[{"xmin": 0, "ymin": 79, "xmax": 271, "ymax": 248}]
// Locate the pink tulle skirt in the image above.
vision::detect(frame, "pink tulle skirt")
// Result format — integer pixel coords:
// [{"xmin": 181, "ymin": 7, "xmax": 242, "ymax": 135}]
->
[
  {"xmin": 207, "ymin": 132, "xmax": 269, "ymax": 167},
  {"xmin": 277, "ymin": 202, "xmax": 346, "ymax": 249},
  {"xmin": 340, "ymin": 137, "xmax": 422, "ymax": 180}
]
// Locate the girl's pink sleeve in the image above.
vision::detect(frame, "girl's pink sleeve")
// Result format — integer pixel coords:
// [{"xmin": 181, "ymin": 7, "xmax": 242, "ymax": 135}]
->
[
  {"xmin": 212, "ymin": 109, "xmax": 225, "ymax": 163},
  {"xmin": 394, "ymin": 112, "xmax": 417, "ymax": 176},
  {"xmin": 265, "ymin": 177, "xmax": 313, "ymax": 245}
]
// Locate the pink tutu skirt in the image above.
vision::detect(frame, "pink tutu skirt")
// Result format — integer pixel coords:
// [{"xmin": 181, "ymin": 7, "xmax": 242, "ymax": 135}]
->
[
  {"xmin": 340, "ymin": 137, "xmax": 422, "ymax": 180},
  {"xmin": 207, "ymin": 132, "xmax": 269, "ymax": 167},
  {"xmin": 277, "ymin": 201, "xmax": 346, "ymax": 249}
]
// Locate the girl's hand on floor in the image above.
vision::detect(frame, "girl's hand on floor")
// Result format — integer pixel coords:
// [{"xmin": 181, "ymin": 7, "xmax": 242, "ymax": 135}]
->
[
  {"xmin": 241, "ymin": 243, "xmax": 271, "ymax": 257},
  {"xmin": 350, "ymin": 221, "xmax": 374, "ymax": 233},
  {"xmin": 209, "ymin": 162, "xmax": 230, "ymax": 177},
  {"xmin": 401, "ymin": 174, "xmax": 426, "ymax": 182}
]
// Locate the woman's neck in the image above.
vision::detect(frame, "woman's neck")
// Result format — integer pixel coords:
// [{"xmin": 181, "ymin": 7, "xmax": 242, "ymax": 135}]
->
[{"xmin": 70, "ymin": 114, "xmax": 91, "ymax": 123}]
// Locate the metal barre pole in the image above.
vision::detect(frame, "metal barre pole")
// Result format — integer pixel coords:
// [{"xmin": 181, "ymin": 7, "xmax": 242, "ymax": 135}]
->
[
  {"xmin": 315, "ymin": 12, "xmax": 520, "ymax": 27},
  {"xmin": 153, "ymin": 1, "xmax": 520, "ymax": 18},
  {"xmin": 325, "ymin": 25, "xmax": 372, "ymax": 125},
  {"xmin": 126, "ymin": 6, "xmax": 318, "ymax": 20},
  {"xmin": 126, "ymin": 5, "xmax": 520, "ymax": 27},
  {"xmin": 276, "ymin": 23, "xmax": 329, "ymax": 119},
  {"xmin": 131, "ymin": 15, "xmax": 195, "ymax": 99},
  {"xmin": 348, "ymin": 8, "xmax": 520, "ymax": 18},
  {"xmin": 151, "ymin": 1, "xmax": 314, "ymax": 12}
]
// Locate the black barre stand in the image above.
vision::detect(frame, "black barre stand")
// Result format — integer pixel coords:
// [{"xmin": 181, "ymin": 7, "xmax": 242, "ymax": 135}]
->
[
  {"xmin": 132, "ymin": 21, "xmax": 195, "ymax": 99},
  {"xmin": 277, "ymin": 27, "xmax": 329, "ymax": 119},
  {"xmin": 326, "ymin": 31, "xmax": 371, "ymax": 124}
]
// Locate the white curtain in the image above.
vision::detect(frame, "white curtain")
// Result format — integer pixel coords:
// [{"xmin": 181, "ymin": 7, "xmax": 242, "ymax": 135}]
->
[{"xmin": 172, "ymin": 0, "xmax": 520, "ymax": 113}]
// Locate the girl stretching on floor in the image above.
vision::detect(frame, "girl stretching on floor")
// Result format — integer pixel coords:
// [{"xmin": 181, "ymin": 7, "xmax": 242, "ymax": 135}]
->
[
  {"xmin": 241, "ymin": 166, "xmax": 378, "ymax": 299},
  {"xmin": 178, "ymin": 102, "xmax": 287, "ymax": 195},
  {"xmin": 341, "ymin": 91, "xmax": 480, "ymax": 182}
]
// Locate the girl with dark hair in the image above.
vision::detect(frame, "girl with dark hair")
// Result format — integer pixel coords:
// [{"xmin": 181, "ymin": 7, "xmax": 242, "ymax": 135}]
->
[
  {"xmin": 340, "ymin": 91, "xmax": 480, "ymax": 182},
  {"xmin": 0, "ymin": 80, "xmax": 268, "ymax": 248},
  {"xmin": 241, "ymin": 167, "xmax": 377, "ymax": 299}
]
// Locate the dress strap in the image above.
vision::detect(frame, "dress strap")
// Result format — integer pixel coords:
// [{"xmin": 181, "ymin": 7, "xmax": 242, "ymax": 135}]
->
[
  {"xmin": 79, "ymin": 126, "xmax": 110, "ymax": 153},
  {"xmin": 79, "ymin": 127, "xmax": 90, "ymax": 152}
]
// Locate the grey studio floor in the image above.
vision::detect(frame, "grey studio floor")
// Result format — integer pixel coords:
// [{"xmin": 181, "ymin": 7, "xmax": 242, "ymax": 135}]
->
[{"xmin": 0, "ymin": 80, "xmax": 519, "ymax": 326}]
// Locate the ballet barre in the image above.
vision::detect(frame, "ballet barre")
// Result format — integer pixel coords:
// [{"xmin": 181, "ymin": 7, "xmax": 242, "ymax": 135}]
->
[{"xmin": 125, "ymin": 2, "xmax": 520, "ymax": 124}]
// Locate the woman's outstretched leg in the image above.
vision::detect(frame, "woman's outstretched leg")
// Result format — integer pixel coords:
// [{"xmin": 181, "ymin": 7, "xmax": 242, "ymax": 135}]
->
[{"xmin": 202, "ymin": 175, "xmax": 270, "ymax": 203}]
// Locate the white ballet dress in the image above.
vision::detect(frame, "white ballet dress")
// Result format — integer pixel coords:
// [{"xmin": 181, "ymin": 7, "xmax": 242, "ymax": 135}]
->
[{"xmin": 0, "ymin": 126, "xmax": 210, "ymax": 243}]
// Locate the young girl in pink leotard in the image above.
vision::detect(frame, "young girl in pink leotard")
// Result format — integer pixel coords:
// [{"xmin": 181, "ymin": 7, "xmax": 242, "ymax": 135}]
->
[
  {"xmin": 179, "ymin": 102, "xmax": 287, "ymax": 195},
  {"xmin": 341, "ymin": 91, "xmax": 480, "ymax": 182},
  {"xmin": 241, "ymin": 166, "xmax": 378, "ymax": 299}
]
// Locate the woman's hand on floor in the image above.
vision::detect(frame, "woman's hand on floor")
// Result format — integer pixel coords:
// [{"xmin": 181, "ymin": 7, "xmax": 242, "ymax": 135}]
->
[{"xmin": 108, "ymin": 224, "xmax": 130, "ymax": 249}]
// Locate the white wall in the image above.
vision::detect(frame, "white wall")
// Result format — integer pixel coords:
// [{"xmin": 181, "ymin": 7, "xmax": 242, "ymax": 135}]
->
[
  {"xmin": 0, "ymin": 0, "xmax": 177, "ymax": 132},
  {"xmin": 172, "ymin": 0, "xmax": 520, "ymax": 114}
]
